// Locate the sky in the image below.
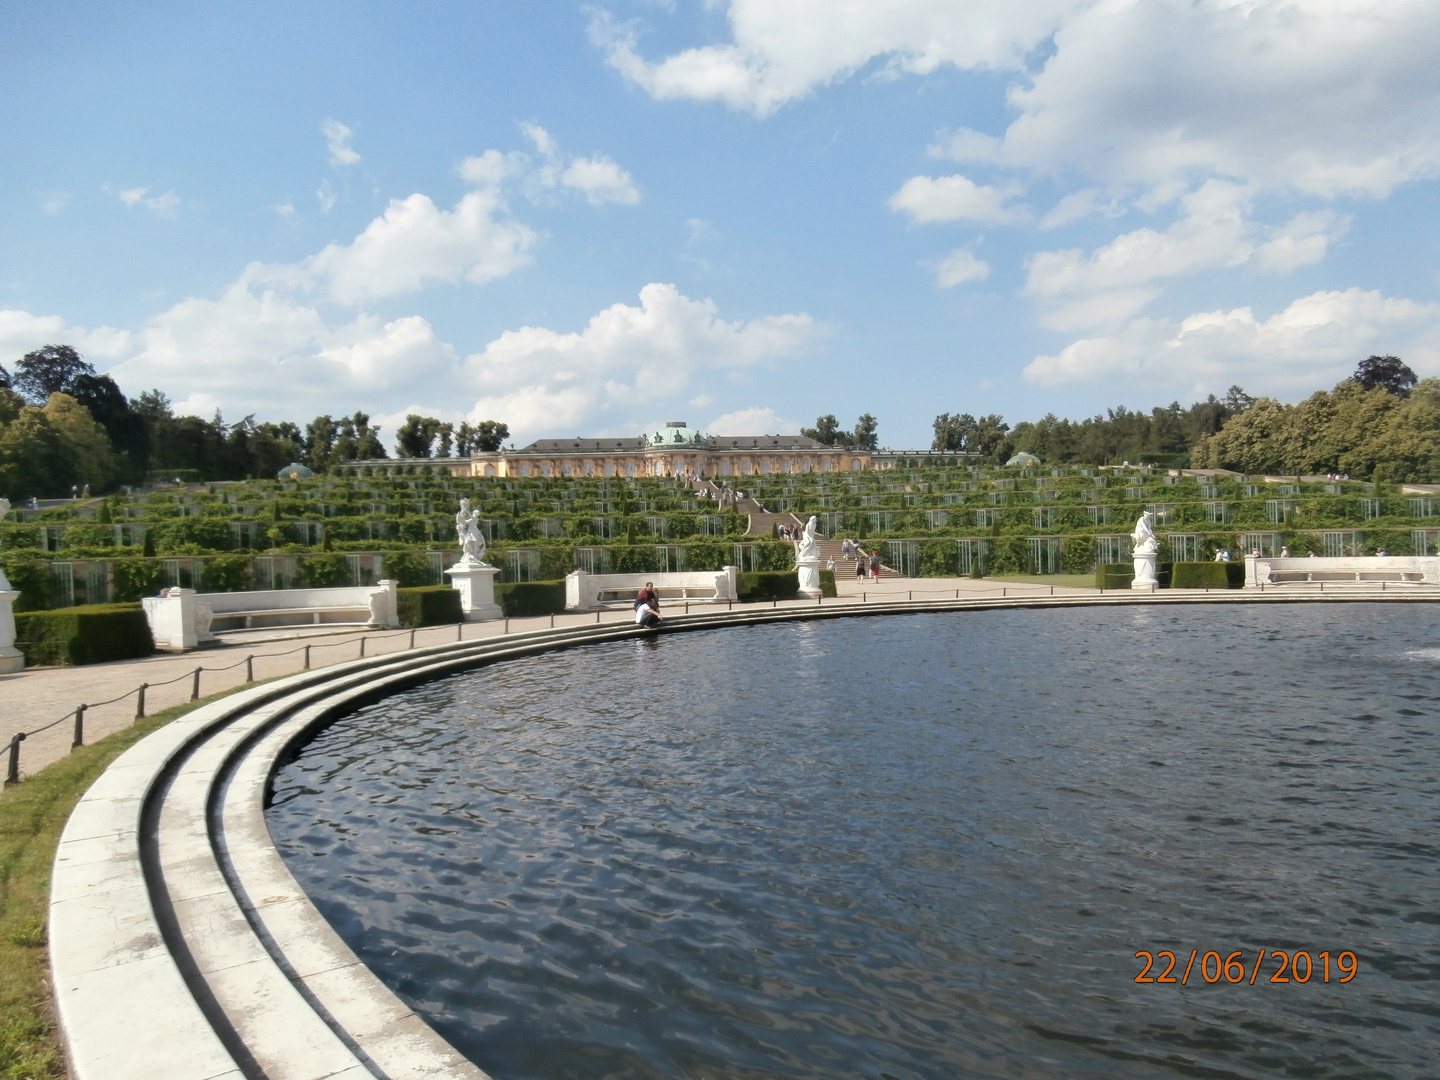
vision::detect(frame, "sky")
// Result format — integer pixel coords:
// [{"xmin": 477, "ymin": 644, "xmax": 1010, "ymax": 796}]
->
[{"xmin": 2, "ymin": 0, "xmax": 1439, "ymax": 451}]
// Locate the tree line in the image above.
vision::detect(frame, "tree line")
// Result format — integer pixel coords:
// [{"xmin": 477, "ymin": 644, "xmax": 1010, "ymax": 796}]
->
[
  {"xmin": 920, "ymin": 356, "xmax": 1438, "ymax": 482},
  {"xmin": 0, "ymin": 345, "xmax": 508, "ymax": 500}
]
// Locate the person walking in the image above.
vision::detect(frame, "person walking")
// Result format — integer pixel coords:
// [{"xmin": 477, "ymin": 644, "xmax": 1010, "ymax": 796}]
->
[
  {"xmin": 869, "ymin": 550, "xmax": 881, "ymax": 581},
  {"xmin": 855, "ymin": 553, "xmax": 867, "ymax": 582}
]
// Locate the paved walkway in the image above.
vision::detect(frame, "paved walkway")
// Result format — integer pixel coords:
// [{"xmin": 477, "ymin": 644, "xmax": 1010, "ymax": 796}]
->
[{"xmin": 0, "ymin": 576, "xmax": 1089, "ymax": 784}]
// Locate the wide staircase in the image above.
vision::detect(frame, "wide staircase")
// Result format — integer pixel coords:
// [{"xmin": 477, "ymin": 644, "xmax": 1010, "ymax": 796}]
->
[{"xmin": 814, "ymin": 539, "xmax": 901, "ymax": 581}]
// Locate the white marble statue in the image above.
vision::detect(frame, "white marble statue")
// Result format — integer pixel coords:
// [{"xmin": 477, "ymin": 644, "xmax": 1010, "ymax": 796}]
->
[
  {"xmin": 455, "ymin": 498, "xmax": 488, "ymax": 565},
  {"xmin": 1130, "ymin": 509, "xmax": 1159, "ymax": 555},
  {"xmin": 796, "ymin": 515, "xmax": 821, "ymax": 561}
]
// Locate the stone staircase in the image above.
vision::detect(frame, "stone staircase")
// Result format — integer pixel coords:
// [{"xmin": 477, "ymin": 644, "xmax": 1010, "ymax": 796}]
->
[{"xmin": 814, "ymin": 539, "xmax": 901, "ymax": 580}]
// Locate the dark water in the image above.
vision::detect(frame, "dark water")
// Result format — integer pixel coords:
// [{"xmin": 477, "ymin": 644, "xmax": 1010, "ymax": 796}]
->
[{"xmin": 267, "ymin": 605, "xmax": 1440, "ymax": 1079}]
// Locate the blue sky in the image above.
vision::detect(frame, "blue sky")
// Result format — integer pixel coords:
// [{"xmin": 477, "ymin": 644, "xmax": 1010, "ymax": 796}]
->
[{"xmin": 3, "ymin": 1, "xmax": 1439, "ymax": 450}]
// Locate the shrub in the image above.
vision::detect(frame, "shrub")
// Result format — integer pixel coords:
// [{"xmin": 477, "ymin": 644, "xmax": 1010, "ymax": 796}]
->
[
  {"xmin": 397, "ymin": 585, "xmax": 463, "ymax": 627},
  {"xmin": 1095, "ymin": 562, "xmax": 1133, "ymax": 589},
  {"xmin": 299, "ymin": 553, "xmax": 350, "ymax": 587},
  {"xmin": 819, "ymin": 569, "xmax": 838, "ymax": 598},
  {"xmin": 110, "ymin": 559, "xmax": 165, "ymax": 603},
  {"xmin": 202, "ymin": 554, "xmax": 252, "ymax": 593},
  {"xmin": 1, "ymin": 557, "xmax": 50, "ymax": 612},
  {"xmin": 1171, "ymin": 561, "xmax": 1246, "ymax": 588},
  {"xmin": 15, "ymin": 603, "xmax": 153, "ymax": 666},
  {"xmin": 738, "ymin": 571, "xmax": 799, "ymax": 601},
  {"xmin": 496, "ymin": 580, "xmax": 566, "ymax": 617},
  {"xmin": 383, "ymin": 549, "xmax": 432, "ymax": 587}
]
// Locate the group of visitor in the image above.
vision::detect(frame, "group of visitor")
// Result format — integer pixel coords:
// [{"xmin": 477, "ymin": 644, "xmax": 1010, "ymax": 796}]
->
[{"xmin": 778, "ymin": 522, "xmax": 800, "ymax": 541}]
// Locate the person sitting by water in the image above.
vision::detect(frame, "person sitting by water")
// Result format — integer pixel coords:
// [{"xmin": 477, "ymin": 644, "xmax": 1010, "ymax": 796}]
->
[{"xmin": 634, "ymin": 595, "xmax": 662, "ymax": 628}]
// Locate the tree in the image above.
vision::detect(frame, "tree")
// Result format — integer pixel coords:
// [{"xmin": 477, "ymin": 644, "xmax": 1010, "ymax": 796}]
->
[
  {"xmin": 395, "ymin": 414, "xmax": 444, "ymax": 458},
  {"xmin": 1223, "ymin": 385, "xmax": 1255, "ymax": 414},
  {"xmin": 0, "ymin": 363, "xmax": 9, "ymax": 390},
  {"xmin": 305, "ymin": 415, "xmax": 339, "ymax": 472},
  {"xmin": 470, "ymin": 419, "xmax": 509, "ymax": 452},
  {"xmin": 801, "ymin": 414, "xmax": 851, "ymax": 447},
  {"xmin": 1352, "ymin": 355, "xmax": 1417, "ymax": 398},
  {"xmin": 852, "ymin": 413, "xmax": 879, "ymax": 451},
  {"xmin": 435, "ymin": 423, "xmax": 455, "ymax": 458},
  {"xmin": 69, "ymin": 372, "xmax": 151, "ymax": 480},
  {"xmin": 43, "ymin": 392, "xmax": 118, "ymax": 490},
  {"xmin": 0, "ymin": 405, "xmax": 76, "ymax": 498},
  {"xmin": 14, "ymin": 344, "xmax": 94, "ymax": 404}
]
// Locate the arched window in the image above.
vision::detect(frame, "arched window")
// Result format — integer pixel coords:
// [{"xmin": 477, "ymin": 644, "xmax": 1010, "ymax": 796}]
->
[
  {"xmin": 821, "ymin": 458, "xmax": 833, "ymax": 472},
  {"xmin": 720, "ymin": 459, "xmax": 731, "ymax": 476},
  {"xmin": 603, "ymin": 462, "xmax": 615, "ymax": 477},
  {"xmin": 760, "ymin": 459, "xmax": 771, "ymax": 474},
  {"xmin": 850, "ymin": 459, "xmax": 862, "ymax": 471},
  {"xmin": 541, "ymin": 464, "xmax": 553, "ymax": 478},
  {"xmin": 561, "ymin": 463, "xmax": 573, "ymax": 477},
  {"xmin": 483, "ymin": 464, "xmax": 495, "ymax": 477},
  {"xmin": 519, "ymin": 463, "xmax": 532, "ymax": 478},
  {"xmin": 625, "ymin": 463, "xmax": 636, "ymax": 478}
]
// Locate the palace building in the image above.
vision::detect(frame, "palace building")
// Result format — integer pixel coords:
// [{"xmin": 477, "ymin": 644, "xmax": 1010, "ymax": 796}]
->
[{"xmin": 340, "ymin": 422, "xmax": 885, "ymax": 478}]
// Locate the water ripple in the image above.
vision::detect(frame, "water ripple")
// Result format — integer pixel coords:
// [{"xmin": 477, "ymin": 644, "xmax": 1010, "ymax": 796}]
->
[{"xmin": 269, "ymin": 604, "xmax": 1440, "ymax": 1079}]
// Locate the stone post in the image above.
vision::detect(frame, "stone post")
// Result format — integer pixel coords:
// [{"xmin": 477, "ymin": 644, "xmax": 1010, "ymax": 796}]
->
[
  {"xmin": 0, "ymin": 564, "xmax": 23, "ymax": 674},
  {"xmin": 142, "ymin": 589, "xmax": 200, "ymax": 650},
  {"xmin": 1131, "ymin": 551, "xmax": 1159, "ymax": 591},
  {"xmin": 445, "ymin": 561, "xmax": 502, "ymax": 622},
  {"xmin": 796, "ymin": 557, "xmax": 822, "ymax": 599}
]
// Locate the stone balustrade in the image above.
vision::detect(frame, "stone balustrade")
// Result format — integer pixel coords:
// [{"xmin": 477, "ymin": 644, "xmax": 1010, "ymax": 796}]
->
[
  {"xmin": 1245, "ymin": 555, "xmax": 1440, "ymax": 588},
  {"xmin": 565, "ymin": 567, "xmax": 739, "ymax": 611}
]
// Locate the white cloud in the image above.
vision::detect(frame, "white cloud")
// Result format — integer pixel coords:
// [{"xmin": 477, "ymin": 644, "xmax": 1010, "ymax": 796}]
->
[
  {"xmin": 457, "ymin": 149, "xmax": 527, "ymax": 188},
  {"xmin": 1023, "ymin": 287, "xmax": 1440, "ymax": 394},
  {"xmin": 464, "ymin": 124, "xmax": 642, "ymax": 207},
  {"xmin": 1024, "ymin": 182, "xmax": 1347, "ymax": 329},
  {"xmin": 0, "ymin": 309, "xmax": 132, "ymax": 367},
  {"xmin": 888, "ymin": 174, "xmax": 1027, "ymax": 225},
  {"xmin": 463, "ymin": 283, "xmax": 824, "ymax": 438},
  {"xmin": 561, "ymin": 155, "xmax": 641, "ymax": 205},
  {"xmin": 253, "ymin": 190, "xmax": 536, "ymax": 305},
  {"xmin": 40, "ymin": 191, "xmax": 70, "ymax": 216},
  {"xmin": 602, "ymin": 2, "xmax": 1440, "ymax": 199},
  {"xmin": 706, "ymin": 406, "xmax": 801, "ymax": 434},
  {"xmin": 321, "ymin": 118, "xmax": 360, "ymax": 167},
  {"xmin": 931, "ymin": 249, "xmax": 991, "ymax": 287},
  {"xmin": 589, "ymin": 1, "xmax": 1083, "ymax": 117},
  {"xmin": 1039, "ymin": 188, "xmax": 1122, "ymax": 229},
  {"xmin": 316, "ymin": 180, "xmax": 337, "ymax": 214},
  {"xmin": 940, "ymin": 1, "xmax": 1440, "ymax": 197},
  {"xmin": 110, "ymin": 185, "xmax": 181, "ymax": 216}
]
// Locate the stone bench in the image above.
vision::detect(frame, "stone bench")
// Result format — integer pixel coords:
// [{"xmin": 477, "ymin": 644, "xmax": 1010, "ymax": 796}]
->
[
  {"xmin": 143, "ymin": 581, "xmax": 400, "ymax": 650},
  {"xmin": 565, "ymin": 568, "xmax": 739, "ymax": 611},
  {"xmin": 1245, "ymin": 555, "xmax": 1440, "ymax": 588}
]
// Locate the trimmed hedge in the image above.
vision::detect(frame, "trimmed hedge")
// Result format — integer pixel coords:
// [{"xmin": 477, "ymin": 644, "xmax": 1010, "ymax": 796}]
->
[
  {"xmin": 1096, "ymin": 562, "xmax": 1174, "ymax": 588},
  {"xmin": 738, "ymin": 571, "xmax": 799, "ymax": 601},
  {"xmin": 1096, "ymin": 562, "xmax": 1133, "ymax": 589},
  {"xmin": 15, "ymin": 603, "xmax": 154, "ymax": 667},
  {"xmin": 1171, "ymin": 561, "xmax": 1245, "ymax": 589},
  {"xmin": 496, "ymin": 580, "xmax": 566, "ymax": 617},
  {"xmin": 819, "ymin": 569, "xmax": 838, "ymax": 598},
  {"xmin": 397, "ymin": 585, "xmax": 463, "ymax": 627}
]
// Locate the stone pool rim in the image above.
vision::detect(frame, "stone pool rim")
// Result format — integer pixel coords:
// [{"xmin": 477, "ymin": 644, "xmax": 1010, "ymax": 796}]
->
[{"xmin": 48, "ymin": 588, "xmax": 1440, "ymax": 1080}]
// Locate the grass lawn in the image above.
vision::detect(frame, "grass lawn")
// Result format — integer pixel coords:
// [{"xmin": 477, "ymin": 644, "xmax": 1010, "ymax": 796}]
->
[
  {"xmin": 985, "ymin": 574, "xmax": 1098, "ymax": 589},
  {"xmin": 0, "ymin": 692, "xmax": 233, "ymax": 1079}
]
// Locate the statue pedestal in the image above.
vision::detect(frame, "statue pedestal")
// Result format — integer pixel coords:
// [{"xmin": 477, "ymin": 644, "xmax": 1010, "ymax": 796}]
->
[
  {"xmin": 0, "ymin": 588, "xmax": 22, "ymax": 673},
  {"xmin": 445, "ymin": 561, "xmax": 502, "ymax": 622},
  {"xmin": 796, "ymin": 557, "xmax": 822, "ymax": 599},
  {"xmin": 1131, "ymin": 551, "xmax": 1159, "ymax": 591}
]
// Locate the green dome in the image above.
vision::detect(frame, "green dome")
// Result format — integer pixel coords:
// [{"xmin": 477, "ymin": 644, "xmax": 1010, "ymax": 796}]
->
[
  {"xmin": 277, "ymin": 462, "xmax": 315, "ymax": 480},
  {"xmin": 647, "ymin": 422, "xmax": 708, "ymax": 447},
  {"xmin": 1006, "ymin": 452, "xmax": 1041, "ymax": 467}
]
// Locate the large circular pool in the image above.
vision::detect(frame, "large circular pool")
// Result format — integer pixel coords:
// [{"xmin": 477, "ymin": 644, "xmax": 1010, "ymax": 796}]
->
[{"xmin": 268, "ymin": 604, "xmax": 1440, "ymax": 1078}]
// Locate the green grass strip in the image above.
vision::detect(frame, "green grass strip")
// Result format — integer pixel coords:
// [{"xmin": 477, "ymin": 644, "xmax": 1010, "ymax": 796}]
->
[{"xmin": 0, "ymin": 690, "xmax": 242, "ymax": 1079}]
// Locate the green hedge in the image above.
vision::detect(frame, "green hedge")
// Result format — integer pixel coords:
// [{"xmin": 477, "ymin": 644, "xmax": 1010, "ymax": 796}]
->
[
  {"xmin": 1095, "ymin": 562, "xmax": 1134, "ymax": 589},
  {"xmin": 738, "ymin": 571, "xmax": 799, "ymax": 601},
  {"xmin": 15, "ymin": 603, "xmax": 154, "ymax": 667},
  {"xmin": 1095, "ymin": 562, "xmax": 1173, "ymax": 588},
  {"xmin": 397, "ymin": 585, "xmax": 464, "ymax": 627},
  {"xmin": 819, "ymin": 569, "xmax": 838, "ymax": 598},
  {"xmin": 1171, "ymin": 561, "xmax": 1245, "ymax": 589},
  {"xmin": 496, "ymin": 580, "xmax": 566, "ymax": 617}
]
